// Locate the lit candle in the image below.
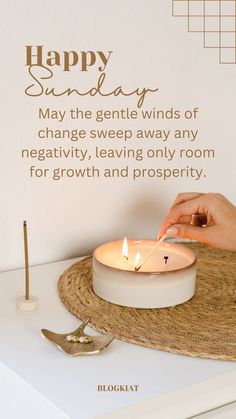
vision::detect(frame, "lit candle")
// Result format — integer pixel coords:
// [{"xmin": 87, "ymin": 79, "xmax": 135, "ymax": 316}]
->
[
  {"xmin": 93, "ymin": 239, "xmax": 197, "ymax": 308},
  {"xmin": 134, "ymin": 252, "xmax": 141, "ymax": 270},
  {"xmin": 122, "ymin": 237, "xmax": 128, "ymax": 261}
]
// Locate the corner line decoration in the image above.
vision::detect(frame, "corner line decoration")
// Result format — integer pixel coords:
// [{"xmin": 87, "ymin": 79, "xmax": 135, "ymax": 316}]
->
[{"xmin": 172, "ymin": 0, "xmax": 236, "ymax": 64}]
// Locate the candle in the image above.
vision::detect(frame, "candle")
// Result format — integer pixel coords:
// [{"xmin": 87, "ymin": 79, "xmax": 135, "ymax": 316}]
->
[{"xmin": 93, "ymin": 239, "xmax": 197, "ymax": 308}]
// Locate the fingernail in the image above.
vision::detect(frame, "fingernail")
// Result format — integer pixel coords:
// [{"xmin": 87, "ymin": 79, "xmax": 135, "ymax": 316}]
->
[{"xmin": 166, "ymin": 227, "xmax": 178, "ymax": 236}]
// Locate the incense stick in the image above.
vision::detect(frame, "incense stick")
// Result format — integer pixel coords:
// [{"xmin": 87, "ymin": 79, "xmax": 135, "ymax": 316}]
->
[
  {"xmin": 23, "ymin": 221, "xmax": 30, "ymax": 300},
  {"xmin": 16, "ymin": 221, "xmax": 38, "ymax": 311},
  {"xmin": 135, "ymin": 235, "xmax": 167, "ymax": 271}
]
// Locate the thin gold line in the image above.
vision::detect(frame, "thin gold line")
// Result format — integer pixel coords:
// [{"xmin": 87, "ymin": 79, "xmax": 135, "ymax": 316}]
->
[
  {"xmin": 204, "ymin": 0, "xmax": 206, "ymax": 47},
  {"xmin": 175, "ymin": 15, "xmax": 236, "ymax": 18},
  {"xmin": 184, "ymin": 15, "xmax": 236, "ymax": 17},
  {"xmin": 188, "ymin": 0, "xmax": 190, "ymax": 31},
  {"xmin": 235, "ymin": 0, "xmax": 236, "ymax": 62},
  {"xmin": 219, "ymin": 0, "xmax": 222, "ymax": 63}
]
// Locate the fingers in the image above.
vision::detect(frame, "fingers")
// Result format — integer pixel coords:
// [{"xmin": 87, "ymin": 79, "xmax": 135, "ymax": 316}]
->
[
  {"xmin": 180, "ymin": 215, "xmax": 192, "ymax": 224},
  {"xmin": 158, "ymin": 192, "xmax": 236, "ymax": 250},
  {"xmin": 169, "ymin": 192, "xmax": 203, "ymax": 211},
  {"xmin": 165, "ymin": 223, "xmax": 223, "ymax": 249},
  {"xmin": 159, "ymin": 196, "xmax": 204, "ymax": 238},
  {"xmin": 158, "ymin": 193, "xmax": 204, "ymax": 238},
  {"xmin": 165, "ymin": 224, "xmax": 210, "ymax": 243}
]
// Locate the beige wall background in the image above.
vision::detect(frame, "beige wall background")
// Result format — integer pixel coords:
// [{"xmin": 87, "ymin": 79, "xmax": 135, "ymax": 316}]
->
[{"xmin": 1, "ymin": 0, "xmax": 235, "ymax": 270}]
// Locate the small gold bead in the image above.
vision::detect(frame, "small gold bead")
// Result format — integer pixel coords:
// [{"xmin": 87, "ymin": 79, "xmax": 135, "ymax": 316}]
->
[
  {"xmin": 79, "ymin": 336, "xmax": 92, "ymax": 344},
  {"xmin": 71, "ymin": 335, "xmax": 79, "ymax": 342}
]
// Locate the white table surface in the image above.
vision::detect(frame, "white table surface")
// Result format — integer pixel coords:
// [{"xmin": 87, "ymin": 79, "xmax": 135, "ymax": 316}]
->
[{"xmin": 0, "ymin": 258, "xmax": 235, "ymax": 419}]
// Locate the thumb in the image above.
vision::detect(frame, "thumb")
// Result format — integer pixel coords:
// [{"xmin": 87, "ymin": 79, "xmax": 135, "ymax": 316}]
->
[{"xmin": 166, "ymin": 224, "xmax": 208, "ymax": 242}]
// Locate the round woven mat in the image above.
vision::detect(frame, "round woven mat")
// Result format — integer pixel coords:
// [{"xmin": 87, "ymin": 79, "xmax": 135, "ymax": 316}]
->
[{"xmin": 58, "ymin": 243, "xmax": 236, "ymax": 361}]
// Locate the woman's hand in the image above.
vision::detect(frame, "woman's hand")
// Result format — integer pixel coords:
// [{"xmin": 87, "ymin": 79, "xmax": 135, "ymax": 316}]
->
[{"xmin": 158, "ymin": 193, "xmax": 236, "ymax": 251}]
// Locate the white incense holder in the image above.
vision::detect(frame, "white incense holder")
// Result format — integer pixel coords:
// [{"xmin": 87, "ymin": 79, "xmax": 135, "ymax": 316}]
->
[
  {"xmin": 16, "ymin": 296, "xmax": 38, "ymax": 311},
  {"xmin": 93, "ymin": 240, "xmax": 197, "ymax": 308}
]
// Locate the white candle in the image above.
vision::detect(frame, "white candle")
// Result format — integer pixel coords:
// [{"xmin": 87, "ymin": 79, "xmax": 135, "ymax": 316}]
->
[{"xmin": 93, "ymin": 239, "xmax": 197, "ymax": 308}]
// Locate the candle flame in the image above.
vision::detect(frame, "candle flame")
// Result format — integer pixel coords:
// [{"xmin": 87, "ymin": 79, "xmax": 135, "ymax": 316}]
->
[
  {"xmin": 134, "ymin": 252, "xmax": 141, "ymax": 270},
  {"xmin": 122, "ymin": 237, "xmax": 128, "ymax": 259}
]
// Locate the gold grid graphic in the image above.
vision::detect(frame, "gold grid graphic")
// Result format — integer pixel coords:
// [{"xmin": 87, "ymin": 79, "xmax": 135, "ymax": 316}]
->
[{"xmin": 172, "ymin": 0, "xmax": 236, "ymax": 63}]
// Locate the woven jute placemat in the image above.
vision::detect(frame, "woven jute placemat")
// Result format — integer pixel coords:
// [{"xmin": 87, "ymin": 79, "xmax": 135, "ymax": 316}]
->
[{"xmin": 58, "ymin": 243, "xmax": 236, "ymax": 361}]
